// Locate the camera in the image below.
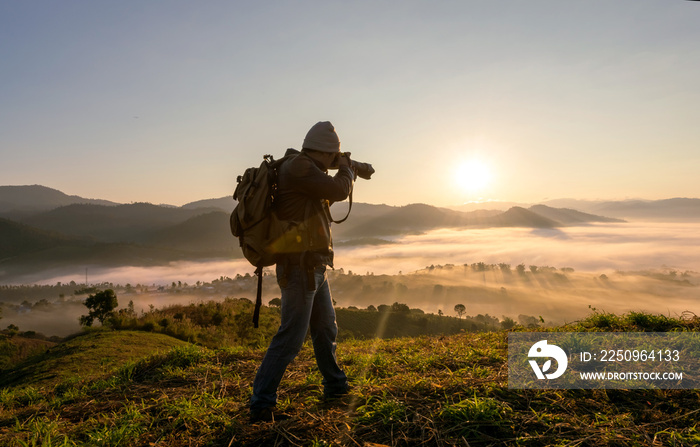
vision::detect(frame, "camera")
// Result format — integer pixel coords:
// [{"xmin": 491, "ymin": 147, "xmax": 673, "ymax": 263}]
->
[{"xmin": 331, "ymin": 152, "xmax": 375, "ymax": 180}]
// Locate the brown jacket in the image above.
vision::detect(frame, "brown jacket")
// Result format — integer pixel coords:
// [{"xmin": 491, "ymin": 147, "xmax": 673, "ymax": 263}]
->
[{"xmin": 272, "ymin": 150, "xmax": 354, "ymax": 266}]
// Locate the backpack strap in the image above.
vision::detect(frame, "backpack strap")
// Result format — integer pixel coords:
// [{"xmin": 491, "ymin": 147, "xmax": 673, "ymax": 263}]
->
[{"xmin": 252, "ymin": 265, "xmax": 263, "ymax": 328}]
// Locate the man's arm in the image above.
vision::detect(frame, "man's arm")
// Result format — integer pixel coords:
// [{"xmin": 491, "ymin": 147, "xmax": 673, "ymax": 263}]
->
[{"xmin": 293, "ymin": 163, "xmax": 354, "ymax": 202}]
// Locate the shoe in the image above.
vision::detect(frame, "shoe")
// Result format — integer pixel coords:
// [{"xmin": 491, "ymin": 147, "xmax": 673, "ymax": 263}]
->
[
  {"xmin": 249, "ymin": 407, "xmax": 292, "ymax": 423},
  {"xmin": 323, "ymin": 385, "xmax": 351, "ymax": 400}
]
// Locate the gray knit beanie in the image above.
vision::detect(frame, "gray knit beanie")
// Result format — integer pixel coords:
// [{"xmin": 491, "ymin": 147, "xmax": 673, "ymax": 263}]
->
[{"xmin": 302, "ymin": 121, "xmax": 340, "ymax": 153}]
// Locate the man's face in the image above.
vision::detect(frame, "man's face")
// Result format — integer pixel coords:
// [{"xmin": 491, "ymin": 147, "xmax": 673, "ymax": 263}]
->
[{"xmin": 309, "ymin": 150, "xmax": 338, "ymax": 170}]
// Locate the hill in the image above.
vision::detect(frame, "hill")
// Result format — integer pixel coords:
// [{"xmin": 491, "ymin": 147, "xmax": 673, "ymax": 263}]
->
[
  {"xmin": 542, "ymin": 198, "xmax": 700, "ymax": 221},
  {"xmin": 528, "ymin": 204, "xmax": 625, "ymax": 224},
  {"xmin": 0, "ymin": 335, "xmax": 57, "ymax": 370},
  {"xmin": 21, "ymin": 203, "xmax": 218, "ymax": 243},
  {"xmin": 1, "ymin": 205, "xmax": 239, "ymax": 276},
  {"xmin": 182, "ymin": 196, "xmax": 235, "ymax": 211},
  {"xmin": 590, "ymin": 198, "xmax": 700, "ymax": 220},
  {"xmin": 0, "ymin": 312, "xmax": 698, "ymax": 446},
  {"xmin": 0, "ymin": 185, "xmax": 118, "ymax": 220},
  {"xmin": 0, "ymin": 330, "xmax": 188, "ymax": 388},
  {"xmin": 0, "ymin": 218, "xmax": 88, "ymax": 259},
  {"xmin": 491, "ymin": 206, "xmax": 559, "ymax": 227},
  {"xmin": 146, "ymin": 211, "xmax": 236, "ymax": 254},
  {"xmin": 337, "ymin": 203, "xmax": 560, "ymax": 238}
]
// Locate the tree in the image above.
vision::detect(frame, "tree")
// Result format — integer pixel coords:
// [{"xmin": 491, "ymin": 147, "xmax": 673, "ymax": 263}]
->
[
  {"xmin": 79, "ymin": 289, "xmax": 118, "ymax": 327},
  {"xmin": 268, "ymin": 297, "xmax": 282, "ymax": 308},
  {"xmin": 391, "ymin": 302, "xmax": 410, "ymax": 313},
  {"xmin": 454, "ymin": 303, "xmax": 466, "ymax": 319},
  {"xmin": 498, "ymin": 263, "xmax": 512, "ymax": 274},
  {"xmin": 6, "ymin": 324, "xmax": 19, "ymax": 338}
]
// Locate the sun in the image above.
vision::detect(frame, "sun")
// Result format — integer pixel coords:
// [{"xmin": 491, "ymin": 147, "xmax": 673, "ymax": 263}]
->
[{"xmin": 454, "ymin": 159, "xmax": 492, "ymax": 195}]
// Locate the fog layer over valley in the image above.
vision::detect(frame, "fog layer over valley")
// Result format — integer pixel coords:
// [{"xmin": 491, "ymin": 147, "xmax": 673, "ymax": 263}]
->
[
  {"xmin": 2, "ymin": 221, "xmax": 698, "ymax": 338},
  {"xmin": 338, "ymin": 221, "xmax": 700, "ymax": 275}
]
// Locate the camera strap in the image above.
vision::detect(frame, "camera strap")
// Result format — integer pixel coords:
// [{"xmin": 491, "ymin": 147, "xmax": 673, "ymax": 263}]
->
[{"xmin": 326, "ymin": 186, "xmax": 353, "ymax": 224}]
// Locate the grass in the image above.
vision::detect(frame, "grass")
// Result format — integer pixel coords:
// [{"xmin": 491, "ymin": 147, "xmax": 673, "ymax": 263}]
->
[{"xmin": 0, "ymin": 312, "xmax": 699, "ymax": 446}]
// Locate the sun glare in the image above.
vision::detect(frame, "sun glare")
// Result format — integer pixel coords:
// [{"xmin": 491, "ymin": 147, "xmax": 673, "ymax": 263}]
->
[{"xmin": 455, "ymin": 159, "xmax": 492, "ymax": 194}]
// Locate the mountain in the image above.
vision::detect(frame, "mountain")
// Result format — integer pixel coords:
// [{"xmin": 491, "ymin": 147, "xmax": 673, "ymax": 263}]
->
[
  {"xmin": 491, "ymin": 206, "xmax": 560, "ymax": 227},
  {"xmin": 0, "ymin": 218, "xmax": 88, "ymax": 259},
  {"xmin": 329, "ymin": 201, "xmax": 397, "ymax": 222},
  {"xmin": 21, "ymin": 203, "xmax": 219, "ymax": 243},
  {"xmin": 543, "ymin": 198, "xmax": 700, "ymax": 220},
  {"xmin": 336, "ymin": 204, "xmax": 559, "ymax": 238},
  {"xmin": 0, "ymin": 185, "xmax": 118, "ymax": 220},
  {"xmin": 2, "ymin": 185, "xmax": 697, "ymax": 278},
  {"xmin": 450, "ymin": 200, "xmax": 527, "ymax": 212},
  {"xmin": 147, "ymin": 211, "xmax": 236, "ymax": 254},
  {"xmin": 589, "ymin": 198, "xmax": 700, "ymax": 220},
  {"xmin": 337, "ymin": 203, "xmax": 469, "ymax": 238},
  {"xmin": 181, "ymin": 197, "xmax": 234, "ymax": 212},
  {"xmin": 528, "ymin": 204, "xmax": 625, "ymax": 224},
  {"xmin": 1, "ymin": 203, "xmax": 240, "ymax": 275}
]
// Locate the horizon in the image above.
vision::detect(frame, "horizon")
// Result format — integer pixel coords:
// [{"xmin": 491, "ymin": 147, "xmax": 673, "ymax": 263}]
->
[
  {"xmin": 2, "ymin": 2, "xmax": 699, "ymax": 207},
  {"xmin": 2, "ymin": 183, "xmax": 699, "ymax": 210}
]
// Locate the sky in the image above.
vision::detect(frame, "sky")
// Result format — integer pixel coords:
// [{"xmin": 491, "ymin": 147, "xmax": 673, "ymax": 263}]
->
[{"xmin": 1, "ymin": 1, "xmax": 699, "ymax": 208}]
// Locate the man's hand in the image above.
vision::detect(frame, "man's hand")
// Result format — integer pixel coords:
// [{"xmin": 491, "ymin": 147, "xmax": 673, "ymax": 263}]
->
[{"xmin": 337, "ymin": 153, "xmax": 351, "ymax": 168}]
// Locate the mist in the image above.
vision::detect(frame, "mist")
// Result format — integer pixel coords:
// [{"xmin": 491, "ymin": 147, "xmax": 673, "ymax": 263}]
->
[
  {"xmin": 337, "ymin": 222, "xmax": 700, "ymax": 275},
  {"xmin": 2, "ymin": 221, "xmax": 698, "ymax": 337},
  {"xmin": 20, "ymin": 221, "xmax": 700, "ymax": 286}
]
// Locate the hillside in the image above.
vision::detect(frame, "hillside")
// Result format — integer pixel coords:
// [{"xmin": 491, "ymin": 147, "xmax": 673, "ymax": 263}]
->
[
  {"xmin": 0, "ymin": 330, "xmax": 188, "ymax": 388},
  {"xmin": 0, "ymin": 335, "xmax": 56, "ymax": 370},
  {"xmin": 590, "ymin": 198, "xmax": 700, "ymax": 220},
  {"xmin": 0, "ymin": 313, "xmax": 698, "ymax": 446},
  {"xmin": 182, "ymin": 196, "xmax": 235, "ymax": 211},
  {"xmin": 21, "ymin": 203, "xmax": 219, "ymax": 243},
  {"xmin": 0, "ymin": 185, "xmax": 118, "ymax": 220},
  {"xmin": 337, "ymin": 203, "xmax": 560, "ymax": 238},
  {"xmin": 528, "ymin": 204, "xmax": 625, "ymax": 224},
  {"xmin": 541, "ymin": 198, "xmax": 700, "ymax": 221},
  {"xmin": 0, "ymin": 218, "xmax": 88, "ymax": 259},
  {"xmin": 147, "ymin": 211, "xmax": 236, "ymax": 254}
]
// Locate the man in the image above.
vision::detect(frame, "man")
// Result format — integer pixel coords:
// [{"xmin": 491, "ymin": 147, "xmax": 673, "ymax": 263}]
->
[{"xmin": 249, "ymin": 121, "xmax": 355, "ymax": 423}]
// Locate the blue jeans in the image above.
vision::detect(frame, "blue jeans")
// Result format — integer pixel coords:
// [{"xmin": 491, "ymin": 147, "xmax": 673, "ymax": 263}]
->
[{"xmin": 250, "ymin": 263, "xmax": 348, "ymax": 410}]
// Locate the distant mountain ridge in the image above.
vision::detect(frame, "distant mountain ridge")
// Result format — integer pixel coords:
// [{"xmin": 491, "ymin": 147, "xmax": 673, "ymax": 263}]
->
[
  {"xmin": 528, "ymin": 205, "xmax": 624, "ymax": 224},
  {"xmin": 453, "ymin": 198, "xmax": 700, "ymax": 220},
  {"xmin": 22, "ymin": 203, "xmax": 223, "ymax": 243},
  {"xmin": 0, "ymin": 185, "xmax": 118, "ymax": 220},
  {"xmin": 1, "ymin": 185, "xmax": 696, "ymax": 280},
  {"xmin": 588, "ymin": 198, "xmax": 700, "ymax": 220},
  {"xmin": 0, "ymin": 218, "xmax": 87, "ymax": 259}
]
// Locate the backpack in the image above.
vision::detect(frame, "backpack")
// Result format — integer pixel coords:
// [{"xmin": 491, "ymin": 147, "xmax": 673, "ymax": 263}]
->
[{"xmin": 230, "ymin": 151, "xmax": 295, "ymax": 328}]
